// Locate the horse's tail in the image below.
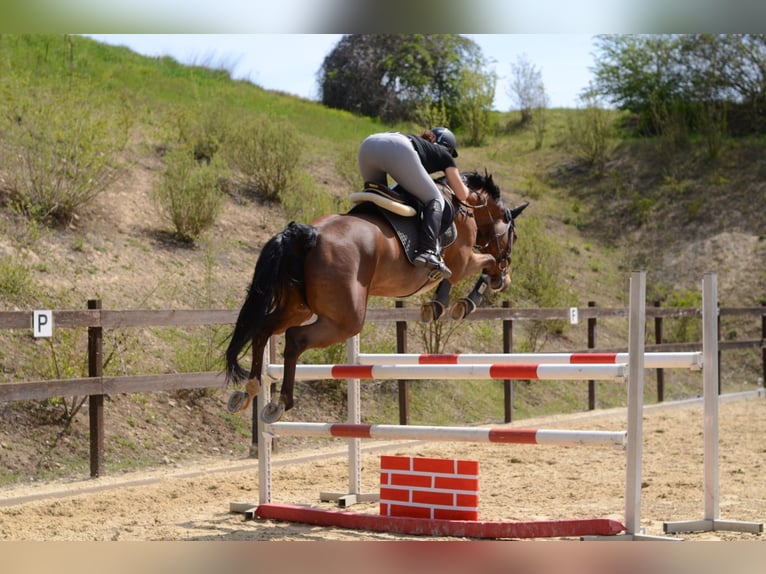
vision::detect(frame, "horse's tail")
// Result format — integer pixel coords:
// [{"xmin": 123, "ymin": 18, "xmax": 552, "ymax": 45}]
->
[{"xmin": 225, "ymin": 221, "xmax": 318, "ymax": 385}]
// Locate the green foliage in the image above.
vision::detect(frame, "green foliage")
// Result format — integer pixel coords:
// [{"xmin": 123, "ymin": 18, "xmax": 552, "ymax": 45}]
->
[
  {"xmin": 591, "ymin": 34, "xmax": 766, "ymax": 138},
  {"xmin": 172, "ymin": 101, "xmax": 234, "ymax": 164},
  {"xmin": 455, "ymin": 55, "xmax": 497, "ymax": 146},
  {"xmin": 0, "ymin": 76, "xmax": 132, "ymax": 225},
  {"xmin": 223, "ymin": 115, "xmax": 302, "ymax": 202},
  {"xmin": 664, "ymin": 289, "xmax": 703, "ymax": 343},
  {"xmin": 334, "ymin": 143, "xmax": 364, "ymax": 192},
  {"xmin": 566, "ymin": 92, "xmax": 617, "ymax": 175},
  {"xmin": 152, "ymin": 146, "xmax": 227, "ymax": 243},
  {"xmin": 0, "ymin": 257, "xmax": 38, "ymax": 304},
  {"xmin": 319, "ymin": 34, "xmax": 491, "ymax": 127},
  {"xmin": 280, "ymin": 171, "xmax": 352, "ymax": 224}
]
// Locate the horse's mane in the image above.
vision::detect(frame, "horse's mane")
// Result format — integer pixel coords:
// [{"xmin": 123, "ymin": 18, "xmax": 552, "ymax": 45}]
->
[{"xmin": 462, "ymin": 170, "xmax": 501, "ymax": 202}]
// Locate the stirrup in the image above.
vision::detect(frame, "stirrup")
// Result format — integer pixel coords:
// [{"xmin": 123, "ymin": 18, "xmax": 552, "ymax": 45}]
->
[{"xmin": 414, "ymin": 251, "xmax": 452, "ymax": 279}]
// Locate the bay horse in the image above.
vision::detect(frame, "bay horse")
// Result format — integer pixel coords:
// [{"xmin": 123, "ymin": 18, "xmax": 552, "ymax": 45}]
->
[{"xmin": 224, "ymin": 171, "xmax": 527, "ymax": 422}]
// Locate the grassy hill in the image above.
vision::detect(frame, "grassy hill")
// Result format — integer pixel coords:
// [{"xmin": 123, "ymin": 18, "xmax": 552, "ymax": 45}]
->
[{"xmin": 0, "ymin": 35, "xmax": 764, "ymax": 485}]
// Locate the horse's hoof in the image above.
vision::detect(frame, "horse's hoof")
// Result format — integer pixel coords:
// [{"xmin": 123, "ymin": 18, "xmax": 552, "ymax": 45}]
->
[
  {"xmin": 261, "ymin": 402, "xmax": 284, "ymax": 423},
  {"xmin": 420, "ymin": 301, "xmax": 445, "ymax": 322},
  {"xmin": 450, "ymin": 298, "xmax": 476, "ymax": 320},
  {"xmin": 227, "ymin": 391, "xmax": 251, "ymax": 413}
]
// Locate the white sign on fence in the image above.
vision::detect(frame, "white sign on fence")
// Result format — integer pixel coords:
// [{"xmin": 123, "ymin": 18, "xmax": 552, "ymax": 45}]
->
[
  {"xmin": 33, "ymin": 310, "xmax": 53, "ymax": 338},
  {"xmin": 569, "ymin": 307, "xmax": 579, "ymax": 325}
]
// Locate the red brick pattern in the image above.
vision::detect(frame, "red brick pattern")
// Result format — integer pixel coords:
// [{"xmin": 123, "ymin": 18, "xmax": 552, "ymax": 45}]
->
[{"xmin": 379, "ymin": 455, "xmax": 479, "ymax": 521}]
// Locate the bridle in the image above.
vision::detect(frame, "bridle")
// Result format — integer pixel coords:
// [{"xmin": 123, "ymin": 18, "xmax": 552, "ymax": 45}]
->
[{"xmin": 459, "ymin": 188, "xmax": 516, "ymax": 274}]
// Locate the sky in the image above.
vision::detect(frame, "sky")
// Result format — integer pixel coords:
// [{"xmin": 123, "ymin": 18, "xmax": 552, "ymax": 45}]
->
[{"xmin": 84, "ymin": 34, "xmax": 598, "ymax": 111}]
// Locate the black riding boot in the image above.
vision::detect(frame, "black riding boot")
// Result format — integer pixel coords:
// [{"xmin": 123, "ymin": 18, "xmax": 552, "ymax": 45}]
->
[{"xmin": 413, "ymin": 199, "xmax": 452, "ymax": 279}]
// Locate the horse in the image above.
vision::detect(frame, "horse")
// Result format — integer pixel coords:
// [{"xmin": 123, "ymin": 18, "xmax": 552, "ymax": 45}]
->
[{"xmin": 224, "ymin": 170, "xmax": 527, "ymax": 422}]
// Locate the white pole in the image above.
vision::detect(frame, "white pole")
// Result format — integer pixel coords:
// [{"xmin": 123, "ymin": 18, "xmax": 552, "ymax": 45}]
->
[
  {"xmin": 347, "ymin": 335, "xmax": 362, "ymax": 497},
  {"xmin": 258, "ymin": 339, "xmax": 273, "ymax": 505},
  {"xmin": 624, "ymin": 270, "xmax": 646, "ymax": 536},
  {"xmin": 702, "ymin": 272, "xmax": 720, "ymax": 521}
]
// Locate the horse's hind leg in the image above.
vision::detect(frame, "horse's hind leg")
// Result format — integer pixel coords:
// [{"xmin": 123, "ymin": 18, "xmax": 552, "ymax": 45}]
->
[
  {"xmin": 226, "ymin": 332, "xmax": 268, "ymax": 413},
  {"xmin": 264, "ymin": 313, "xmax": 364, "ymax": 421}
]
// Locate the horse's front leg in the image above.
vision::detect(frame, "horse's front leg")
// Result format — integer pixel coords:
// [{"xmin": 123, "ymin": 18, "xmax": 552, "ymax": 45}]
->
[
  {"xmin": 451, "ymin": 273, "xmax": 490, "ymax": 320},
  {"xmin": 420, "ymin": 279, "xmax": 452, "ymax": 322}
]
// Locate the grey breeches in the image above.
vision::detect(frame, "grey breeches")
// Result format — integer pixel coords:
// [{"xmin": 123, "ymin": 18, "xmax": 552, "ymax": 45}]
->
[{"xmin": 357, "ymin": 132, "xmax": 444, "ymax": 209}]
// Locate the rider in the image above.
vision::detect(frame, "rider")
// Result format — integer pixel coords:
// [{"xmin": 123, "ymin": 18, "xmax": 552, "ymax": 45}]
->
[{"xmin": 357, "ymin": 127, "xmax": 470, "ymax": 279}]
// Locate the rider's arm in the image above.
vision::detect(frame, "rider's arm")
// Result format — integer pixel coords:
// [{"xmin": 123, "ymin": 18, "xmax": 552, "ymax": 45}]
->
[{"xmin": 444, "ymin": 166, "xmax": 470, "ymax": 202}]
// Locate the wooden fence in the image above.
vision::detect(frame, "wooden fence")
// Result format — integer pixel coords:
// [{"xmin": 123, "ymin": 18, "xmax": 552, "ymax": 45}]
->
[{"xmin": 1, "ymin": 299, "xmax": 765, "ymax": 478}]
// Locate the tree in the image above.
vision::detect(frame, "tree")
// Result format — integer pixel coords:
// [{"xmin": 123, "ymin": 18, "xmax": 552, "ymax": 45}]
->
[
  {"xmin": 455, "ymin": 54, "xmax": 497, "ymax": 146},
  {"xmin": 590, "ymin": 35, "xmax": 685, "ymax": 117},
  {"xmin": 590, "ymin": 34, "xmax": 766, "ymax": 136},
  {"xmin": 318, "ymin": 34, "xmax": 491, "ymax": 125},
  {"xmin": 507, "ymin": 53, "xmax": 547, "ymax": 123}
]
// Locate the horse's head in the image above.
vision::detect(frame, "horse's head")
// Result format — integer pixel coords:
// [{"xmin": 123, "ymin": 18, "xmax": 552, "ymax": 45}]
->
[{"xmin": 463, "ymin": 171, "xmax": 528, "ymax": 290}]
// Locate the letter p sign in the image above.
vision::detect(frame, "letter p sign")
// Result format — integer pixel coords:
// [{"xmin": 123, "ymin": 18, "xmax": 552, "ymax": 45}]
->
[{"xmin": 33, "ymin": 310, "xmax": 53, "ymax": 338}]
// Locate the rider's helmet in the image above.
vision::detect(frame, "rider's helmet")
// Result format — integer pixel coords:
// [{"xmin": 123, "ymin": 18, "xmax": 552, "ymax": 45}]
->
[{"xmin": 431, "ymin": 127, "xmax": 458, "ymax": 158}]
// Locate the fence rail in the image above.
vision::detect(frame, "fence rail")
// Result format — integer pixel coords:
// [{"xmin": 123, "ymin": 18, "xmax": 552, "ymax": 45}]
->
[{"xmin": 1, "ymin": 299, "xmax": 764, "ymax": 477}]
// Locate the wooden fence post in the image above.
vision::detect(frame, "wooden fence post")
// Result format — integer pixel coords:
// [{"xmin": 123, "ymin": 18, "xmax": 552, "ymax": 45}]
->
[
  {"xmin": 587, "ymin": 301, "xmax": 597, "ymax": 410},
  {"xmin": 396, "ymin": 300, "xmax": 409, "ymax": 425},
  {"xmin": 654, "ymin": 300, "xmax": 665, "ymax": 402},
  {"xmin": 88, "ymin": 299, "xmax": 104, "ymax": 478},
  {"xmin": 502, "ymin": 300, "xmax": 513, "ymax": 423}
]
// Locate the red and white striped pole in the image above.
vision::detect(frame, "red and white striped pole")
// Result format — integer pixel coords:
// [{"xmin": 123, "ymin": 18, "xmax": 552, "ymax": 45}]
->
[
  {"xmin": 356, "ymin": 352, "xmax": 703, "ymax": 370},
  {"xmin": 265, "ymin": 362, "xmax": 628, "ymax": 382},
  {"xmin": 265, "ymin": 422, "xmax": 627, "ymax": 448}
]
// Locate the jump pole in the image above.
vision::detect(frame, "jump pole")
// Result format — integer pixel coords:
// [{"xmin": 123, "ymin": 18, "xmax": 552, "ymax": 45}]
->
[
  {"xmin": 265, "ymin": 363, "xmax": 629, "ymax": 381},
  {"xmin": 662, "ymin": 273, "xmax": 764, "ymax": 535},
  {"xmin": 356, "ymin": 352, "xmax": 703, "ymax": 370}
]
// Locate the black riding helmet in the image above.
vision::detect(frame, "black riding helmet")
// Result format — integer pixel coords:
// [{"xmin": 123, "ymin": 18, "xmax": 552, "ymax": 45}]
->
[{"xmin": 431, "ymin": 127, "xmax": 458, "ymax": 158}]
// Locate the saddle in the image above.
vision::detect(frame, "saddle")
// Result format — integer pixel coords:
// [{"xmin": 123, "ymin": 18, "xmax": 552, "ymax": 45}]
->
[{"xmin": 348, "ymin": 181, "xmax": 457, "ymax": 265}]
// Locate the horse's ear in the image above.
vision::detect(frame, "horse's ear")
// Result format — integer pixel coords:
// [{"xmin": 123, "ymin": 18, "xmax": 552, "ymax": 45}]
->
[{"xmin": 510, "ymin": 202, "xmax": 529, "ymax": 220}]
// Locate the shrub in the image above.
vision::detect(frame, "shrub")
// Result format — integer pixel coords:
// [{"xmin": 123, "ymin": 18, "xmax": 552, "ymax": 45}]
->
[
  {"xmin": 0, "ymin": 257, "xmax": 38, "ymax": 305},
  {"xmin": 567, "ymin": 92, "xmax": 617, "ymax": 175},
  {"xmin": 152, "ymin": 146, "xmax": 227, "ymax": 243},
  {"xmin": 223, "ymin": 115, "xmax": 301, "ymax": 202},
  {"xmin": 280, "ymin": 171, "xmax": 351, "ymax": 224},
  {"xmin": 0, "ymin": 78, "xmax": 131, "ymax": 225}
]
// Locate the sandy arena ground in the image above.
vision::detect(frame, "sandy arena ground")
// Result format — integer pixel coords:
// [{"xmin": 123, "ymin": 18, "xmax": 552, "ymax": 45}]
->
[{"xmin": 1, "ymin": 395, "xmax": 765, "ymax": 542}]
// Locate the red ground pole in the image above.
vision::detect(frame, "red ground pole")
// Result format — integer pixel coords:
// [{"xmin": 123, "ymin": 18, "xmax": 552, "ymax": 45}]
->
[{"xmin": 255, "ymin": 503, "xmax": 626, "ymax": 539}]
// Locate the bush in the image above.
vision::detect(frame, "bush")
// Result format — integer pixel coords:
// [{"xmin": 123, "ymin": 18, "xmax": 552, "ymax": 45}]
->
[
  {"xmin": 280, "ymin": 171, "xmax": 352, "ymax": 224},
  {"xmin": 0, "ymin": 78, "xmax": 131, "ymax": 225},
  {"xmin": 567, "ymin": 92, "xmax": 617, "ymax": 175},
  {"xmin": 223, "ymin": 115, "xmax": 301, "ymax": 202},
  {"xmin": 0, "ymin": 257, "xmax": 38, "ymax": 305},
  {"xmin": 152, "ymin": 146, "xmax": 227, "ymax": 243}
]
